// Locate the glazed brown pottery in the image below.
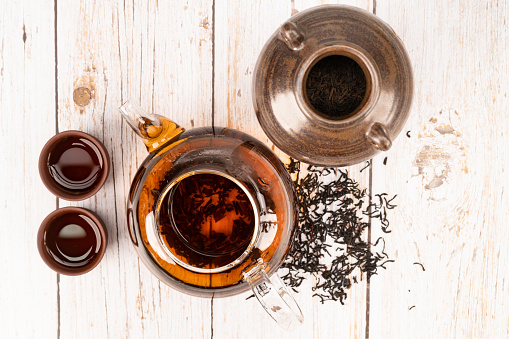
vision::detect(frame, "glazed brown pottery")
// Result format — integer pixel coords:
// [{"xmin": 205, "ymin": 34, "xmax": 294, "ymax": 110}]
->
[
  {"xmin": 39, "ymin": 130, "xmax": 110, "ymax": 201},
  {"xmin": 37, "ymin": 207, "xmax": 108, "ymax": 276},
  {"xmin": 253, "ymin": 5, "xmax": 414, "ymax": 166}
]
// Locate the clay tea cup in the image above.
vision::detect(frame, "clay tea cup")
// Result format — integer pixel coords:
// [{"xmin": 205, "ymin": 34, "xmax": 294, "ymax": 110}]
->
[
  {"xmin": 37, "ymin": 207, "xmax": 108, "ymax": 276},
  {"xmin": 39, "ymin": 130, "xmax": 110, "ymax": 201}
]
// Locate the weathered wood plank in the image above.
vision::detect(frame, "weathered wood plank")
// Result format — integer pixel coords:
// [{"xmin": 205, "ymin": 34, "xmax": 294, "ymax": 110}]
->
[
  {"xmin": 370, "ymin": 1, "xmax": 509, "ymax": 338},
  {"xmin": 212, "ymin": 2, "xmax": 301, "ymax": 335},
  {"xmin": 56, "ymin": 1, "xmax": 213, "ymax": 338},
  {"xmin": 0, "ymin": 0, "xmax": 58, "ymax": 338},
  {"xmin": 7, "ymin": 0, "xmax": 508, "ymax": 338},
  {"xmin": 292, "ymin": 2, "xmax": 374, "ymax": 338},
  {"xmin": 213, "ymin": 1, "xmax": 371, "ymax": 337}
]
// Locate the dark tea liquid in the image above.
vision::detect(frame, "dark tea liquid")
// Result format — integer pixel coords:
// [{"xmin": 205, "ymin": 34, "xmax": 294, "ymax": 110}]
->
[
  {"xmin": 47, "ymin": 137, "xmax": 104, "ymax": 192},
  {"xmin": 44, "ymin": 212, "xmax": 103, "ymax": 268},
  {"xmin": 159, "ymin": 173, "xmax": 256, "ymax": 269}
]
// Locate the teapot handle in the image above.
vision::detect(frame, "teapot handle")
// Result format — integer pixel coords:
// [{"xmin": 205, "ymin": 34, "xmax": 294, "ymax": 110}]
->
[
  {"xmin": 119, "ymin": 99, "xmax": 185, "ymax": 153},
  {"xmin": 243, "ymin": 259, "xmax": 304, "ymax": 330}
]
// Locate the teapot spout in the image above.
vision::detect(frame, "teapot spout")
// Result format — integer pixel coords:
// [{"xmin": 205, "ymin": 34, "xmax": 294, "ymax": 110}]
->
[{"xmin": 119, "ymin": 99, "xmax": 185, "ymax": 153}]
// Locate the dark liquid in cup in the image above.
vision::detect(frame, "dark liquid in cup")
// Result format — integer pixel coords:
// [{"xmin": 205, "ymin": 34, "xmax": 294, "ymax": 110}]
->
[
  {"xmin": 47, "ymin": 137, "xmax": 104, "ymax": 192},
  {"xmin": 43, "ymin": 212, "xmax": 103, "ymax": 268},
  {"xmin": 159, "ymin": 173, "xmax": 256, "ymax": 269}
]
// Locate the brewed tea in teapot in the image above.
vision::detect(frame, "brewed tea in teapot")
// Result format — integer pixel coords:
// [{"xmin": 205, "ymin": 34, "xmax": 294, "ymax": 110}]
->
[{"xmin": 119, "ymin": 99, "xmax": 303, "ymax": 329}]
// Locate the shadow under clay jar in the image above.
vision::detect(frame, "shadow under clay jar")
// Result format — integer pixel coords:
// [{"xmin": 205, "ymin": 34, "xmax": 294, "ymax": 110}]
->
[{"xmin": 253, "ymin": 5, "xmax": 414, "ymax": 166}]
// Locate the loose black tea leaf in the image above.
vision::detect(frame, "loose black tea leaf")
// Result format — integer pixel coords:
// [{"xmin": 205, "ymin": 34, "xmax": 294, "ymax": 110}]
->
[
  {"xmin": 413, "ymin": 262, "xmax": 426, "ymax": 271},
  {"xmin": 360, "ymin": 160, "xmax": 371, "ymax": 173},
  {"xmin": 245, "ymin": 294, "xmax": 255, "ymax": 300},
  {"xmin": 281, "ymin": 158, "xmax": 396, "ymax": 304}
]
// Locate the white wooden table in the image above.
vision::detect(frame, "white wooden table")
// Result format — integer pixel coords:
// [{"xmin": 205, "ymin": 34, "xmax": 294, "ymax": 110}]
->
[{"xmin": 2, "ymin": 0, "xmax": 508, "ymax": 338}]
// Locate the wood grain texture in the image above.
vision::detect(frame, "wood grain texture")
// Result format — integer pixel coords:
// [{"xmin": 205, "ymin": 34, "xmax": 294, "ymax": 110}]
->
[
  {"xmin": 211, "ymin": 1, "xmax": 299, "ymax": 337},
  {"xmin": 370, "ymin": 1, "xmax": 509, "ymax": 338},
  {"xmin": 213, "ymin": 1, "xmax": 372, "ymax": 338},
  {"xmin": 56, "ymin": 1, "xmax": 212, "ymax": 338},
  {"xmin": 291, "ymin": 4, "xmax": 374, "ymax": 338},
  {"xmin": 0, "ymin": 1, "xmax": 58, "ymax": 338},
  {"xmin": 4, "ymin": 0, "xmax": 509, "ymax": 338}
]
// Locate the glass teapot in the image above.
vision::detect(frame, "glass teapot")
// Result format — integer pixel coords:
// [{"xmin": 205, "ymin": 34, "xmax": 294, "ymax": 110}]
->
[{"xmin": 119, "ymin": 99, "xmax": 303, "ymax": 329}]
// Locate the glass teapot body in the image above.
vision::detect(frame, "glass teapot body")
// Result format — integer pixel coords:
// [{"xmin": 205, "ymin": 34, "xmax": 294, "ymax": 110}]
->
[{"xmin": 126, "ymin": 124, "xmax": 298, "ymax": 298}]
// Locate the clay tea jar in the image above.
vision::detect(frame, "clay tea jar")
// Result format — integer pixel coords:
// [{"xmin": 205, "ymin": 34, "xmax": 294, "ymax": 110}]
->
[
  {"xmin": 119, "ymin": 100, "xmax": 303, "ymax": 329},
  {"xmin": 253, "ymin": 5, "xmax": 413, "ymax": 166}
]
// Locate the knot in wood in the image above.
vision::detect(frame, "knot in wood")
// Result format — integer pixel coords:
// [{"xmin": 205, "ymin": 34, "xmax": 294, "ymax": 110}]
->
[{"xmin": 73, "ymin": 87, "xmax": 92, "ymax": 107}]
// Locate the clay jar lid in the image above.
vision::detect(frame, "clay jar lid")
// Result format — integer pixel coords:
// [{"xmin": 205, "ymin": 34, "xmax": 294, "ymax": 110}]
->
[
  {"xmin": 39, "ymin": 130, "xmax": 110, "ymax": 201},
  {"xmin": 37, "ymin": 207, "xmax": 108, "ymax": 276},
  {"xmin": 252, "ymin": 5, "xmax": 413, "ymax": 166}
]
